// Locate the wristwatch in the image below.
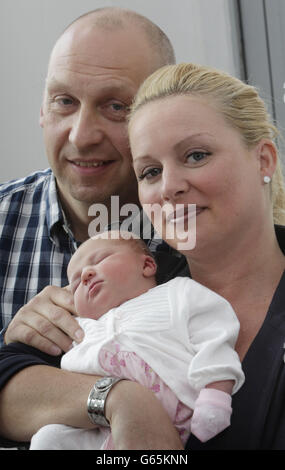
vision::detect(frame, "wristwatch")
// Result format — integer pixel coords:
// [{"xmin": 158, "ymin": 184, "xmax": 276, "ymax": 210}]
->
[{"xmin": 87, "ymin": 377, "xmax": 123, "ymax": 427}]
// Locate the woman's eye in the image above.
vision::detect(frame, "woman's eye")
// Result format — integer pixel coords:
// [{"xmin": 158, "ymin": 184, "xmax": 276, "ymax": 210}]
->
[
  {"xmin": 138, "ymin": 167, "xmax": 161, "ymax": 181},
  {"xmin": 186, "ymin": 151, "xmax": 211, "ymax": 164}
]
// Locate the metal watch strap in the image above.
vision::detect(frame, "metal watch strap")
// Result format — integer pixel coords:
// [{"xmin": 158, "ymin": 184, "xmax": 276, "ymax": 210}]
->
[{"xmin": 87, "ymin": 377, "xmax": 123, "ymax": 427}]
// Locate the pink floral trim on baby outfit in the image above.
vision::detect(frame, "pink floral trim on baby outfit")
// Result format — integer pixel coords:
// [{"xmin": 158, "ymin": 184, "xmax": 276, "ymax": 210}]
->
[{"xmin": 98, "ymin": 342, "xmax": 192, "ymax": 448}]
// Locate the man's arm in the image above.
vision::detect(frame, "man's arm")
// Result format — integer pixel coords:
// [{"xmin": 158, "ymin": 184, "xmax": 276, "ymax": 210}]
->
[
  {"xmin": 0, "ymin": 358, "xmax": 182, "ymax": 449},
  {"xmin": 0, "ymin": 284, "xmax": 90, "ymax": 443},
  {"xmin": 1, "ymin": 285, "xmax": 183, "ymax": 448},
  {"xmin": 0, "ymin": 361, "xmax": 97, "ymax": 442},
  {"xmin": 107, "ymin": 380, "xmax": 184, "ymax": 450},
  {"xmin": 0, "ymin": 341, "xmax": 183, "ymax": 449},
  {"xmin": 0, "ymin": 342, "xmax": 96, "ymax": 442}
]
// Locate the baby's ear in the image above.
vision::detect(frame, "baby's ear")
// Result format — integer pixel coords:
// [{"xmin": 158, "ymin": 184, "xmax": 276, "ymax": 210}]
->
[{"xmin": 143, "ymin": 255, "xmax": 157, "ymax": 278}]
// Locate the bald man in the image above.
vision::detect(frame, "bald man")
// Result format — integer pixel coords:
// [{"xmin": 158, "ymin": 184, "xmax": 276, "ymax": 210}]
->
[
  {"xmin": 2, "ymin": 7, "xmax": 175, "ymax": 349},
  {"xmin": 0, "ymin": 8, "xmax": 184, "ymax": 450}
]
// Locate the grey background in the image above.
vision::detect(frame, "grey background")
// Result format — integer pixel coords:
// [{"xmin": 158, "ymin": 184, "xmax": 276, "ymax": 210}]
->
[
  {"xmin": 1, "ymin": 0, "xmax": 285, "ymax": 182},
  {"xmin": 239, "ymin": 0, "xmax": 285, "ymax": 161},
  {"xmin": 0, "ymin": 0, "xmax": 242, "ymax": 182}
]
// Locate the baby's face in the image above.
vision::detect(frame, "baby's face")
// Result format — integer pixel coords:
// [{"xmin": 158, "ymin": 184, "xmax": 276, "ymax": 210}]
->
[{"xmin": 68, "ymin": 238, "xmax": 154, "ymax": 319}]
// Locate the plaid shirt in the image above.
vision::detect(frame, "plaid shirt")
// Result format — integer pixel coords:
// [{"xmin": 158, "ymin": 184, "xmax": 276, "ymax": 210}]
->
[
  {"xmin": 0, "ymin": 168, "xmax": 185, "ymax": 343},
  {"xmin": 0, "ymin": 169, "xmax": 79, "ymax": 333}
]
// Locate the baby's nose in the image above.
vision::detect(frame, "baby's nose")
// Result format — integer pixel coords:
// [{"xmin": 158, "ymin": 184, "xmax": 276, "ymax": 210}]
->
[{"xmin": 81, "ymin": 267, "xmax": 95, "ymax": 285}]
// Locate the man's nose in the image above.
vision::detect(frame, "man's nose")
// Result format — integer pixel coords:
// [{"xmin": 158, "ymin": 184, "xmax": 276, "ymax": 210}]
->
[{"xmin": 69, "ymin": 107, "xmax": 104, "ymax": 150}]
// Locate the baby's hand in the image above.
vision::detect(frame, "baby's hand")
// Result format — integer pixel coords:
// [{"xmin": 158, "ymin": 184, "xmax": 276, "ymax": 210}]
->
[{"xmin": 191, "ymin": 388, "xmax": 232, "ymax": 442}]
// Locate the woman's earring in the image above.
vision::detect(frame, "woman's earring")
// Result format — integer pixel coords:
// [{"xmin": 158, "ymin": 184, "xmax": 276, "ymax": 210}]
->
[{"xmin": 263, "ymin": 175, "xmax": 271, "ymax": 184}]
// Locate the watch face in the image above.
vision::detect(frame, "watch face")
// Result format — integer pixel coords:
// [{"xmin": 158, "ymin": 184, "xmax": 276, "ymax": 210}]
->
[{"xmin": 97, "ymin": 377, "xmax": 113, "ymax": 390}]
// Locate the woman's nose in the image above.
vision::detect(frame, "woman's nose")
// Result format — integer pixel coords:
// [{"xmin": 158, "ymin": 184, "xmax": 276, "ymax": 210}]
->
[{"xmin": 161, "ymin": 167, "xmax": 190, "ymax": 202}]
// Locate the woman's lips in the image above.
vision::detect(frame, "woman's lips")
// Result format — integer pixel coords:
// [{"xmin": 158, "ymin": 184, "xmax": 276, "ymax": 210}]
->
[{"xmin": 166, "ymin": 204, "xmax": 205, "ymax": 224}]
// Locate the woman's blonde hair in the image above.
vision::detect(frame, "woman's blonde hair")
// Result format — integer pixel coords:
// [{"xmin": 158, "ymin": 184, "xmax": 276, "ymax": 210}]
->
[{"xmin": 129, "ymin": 63, "xmax": 285, "ymax": 225}]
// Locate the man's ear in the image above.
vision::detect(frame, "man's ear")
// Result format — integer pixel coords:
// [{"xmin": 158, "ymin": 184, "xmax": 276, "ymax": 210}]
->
[
  {"xmin": 142, "ymin": 255, "xmax": 157, "ymax": 278},
  {"xmin": 255, "ymin": 138, "xmax": 277, "ymax": 181}
]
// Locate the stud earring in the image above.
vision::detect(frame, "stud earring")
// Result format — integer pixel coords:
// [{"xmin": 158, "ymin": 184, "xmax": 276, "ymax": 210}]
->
[{"xmin": 263, "ymin": 175, "xmax": 271, "ymax": 184}]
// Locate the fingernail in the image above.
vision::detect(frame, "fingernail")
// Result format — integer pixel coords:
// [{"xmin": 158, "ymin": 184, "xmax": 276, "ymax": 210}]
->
[
  {"xmin": 74, "ymin": 329, "xmax": 84, "ymax": 342},
  {"xmin": 50, "ymin": 345, "xmax": 62, "ymax": 356}
]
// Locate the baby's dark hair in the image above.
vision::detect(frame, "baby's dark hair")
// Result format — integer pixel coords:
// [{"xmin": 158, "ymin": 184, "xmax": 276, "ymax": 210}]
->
[
  {"xmin": 127, "ymin": 235, "xmax": 155, "ymax": 259},
  {"xmin": 91, "ymin": 230, "xmax": 156, "ymax": 261}
]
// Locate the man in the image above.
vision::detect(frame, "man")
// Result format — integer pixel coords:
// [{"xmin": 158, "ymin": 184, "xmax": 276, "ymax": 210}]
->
[
  {"xmin": 0, "ymin": 8, "xmax": 184, "ymax": 449},
  {"xmin": 1, "ymin": 7, "xmax": 175, "ymax": 352}
]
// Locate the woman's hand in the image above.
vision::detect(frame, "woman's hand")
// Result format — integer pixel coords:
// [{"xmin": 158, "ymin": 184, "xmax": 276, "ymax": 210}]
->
[{"xmin": 106, "ymin": 380, "xmax": 184, "ymax": 450}]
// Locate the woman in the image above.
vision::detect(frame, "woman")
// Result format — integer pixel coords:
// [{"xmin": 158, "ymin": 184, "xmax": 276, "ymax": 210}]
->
[
  {"xmin": 128, "ymin": 63, "xmax": 285, "ymax": 449},
  {"xmin": 1, "ymin": 63, "xmax": 284, "ymax": 451}
]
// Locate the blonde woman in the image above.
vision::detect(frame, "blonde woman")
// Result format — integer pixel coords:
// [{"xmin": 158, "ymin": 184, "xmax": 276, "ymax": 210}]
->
[
  {"xmin": 1, "ymin": 62, "xmax": 285, "ymax": 450},
  {"xmin": 128, "ymin": 63, "xmax": 285, "ymax": 449}
]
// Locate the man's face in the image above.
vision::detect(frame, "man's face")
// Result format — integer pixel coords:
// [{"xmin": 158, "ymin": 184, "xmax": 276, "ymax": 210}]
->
[{"xmin": 40, "ymin": 23, "xmax": 155, "ymax": 210}]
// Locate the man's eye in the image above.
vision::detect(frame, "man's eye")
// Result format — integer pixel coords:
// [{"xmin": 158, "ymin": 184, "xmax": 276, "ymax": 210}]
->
[
  {"xmin": 102, "ymin": 101, "xmax": 129, "ymax": 121},
  {"xmin": 56, "ymin": 97, "xmax": 74, "ymax": 106},
  {"xmin": 48, "ymin": 95, "xmax": 76, "ymax": 115},
  {"xmin": 111, "ymin": 103, "xmax": 126, "ymax": 111}
]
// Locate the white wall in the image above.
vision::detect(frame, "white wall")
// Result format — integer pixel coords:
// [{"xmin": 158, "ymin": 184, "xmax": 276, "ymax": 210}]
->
[{"xmin": 0, "ymin": 0, "xmax": 242, "ymax": 182}]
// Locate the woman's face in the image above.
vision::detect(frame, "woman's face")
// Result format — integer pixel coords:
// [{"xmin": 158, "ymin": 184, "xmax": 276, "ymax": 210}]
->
[{"xmin": 129, "ymin": 95, "xmax": 264, "ymax": 256}]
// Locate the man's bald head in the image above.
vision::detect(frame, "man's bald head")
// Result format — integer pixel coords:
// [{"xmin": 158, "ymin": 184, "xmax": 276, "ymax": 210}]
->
[{"xmin": 59, "ymin": 7, "xmax": 175, "ymax": 70}]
